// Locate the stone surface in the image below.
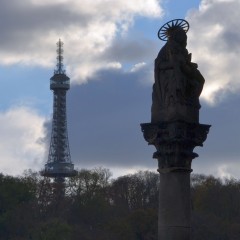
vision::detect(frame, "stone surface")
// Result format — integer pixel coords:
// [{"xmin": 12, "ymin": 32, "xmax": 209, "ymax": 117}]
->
[
  {"xmin": 158, "ymin": 172, "xmax": 191, "ymax": 240},
  {"xmin": 141, "ymin": 19, "xmax": 210, "ymax": 240},
  {"xmin": 151, "ymin": 26, "xmax": 205, "ymax": 124},
  {"xmin": 141, "ymin": 121, "xmax": 210, "ymax": 240},
  {"xmin": 141, "ymin": 121, "xmax": 210, "ymax": 172}
]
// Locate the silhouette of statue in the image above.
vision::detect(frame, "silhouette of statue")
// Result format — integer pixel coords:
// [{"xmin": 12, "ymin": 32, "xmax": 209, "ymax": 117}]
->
[
  {"xmin": 151, "ymin": 19, "xmax": 205, "ymax": 123},
  {"xmin": 141, "ymin": 19, "xmax": 210, "ymax": 240}
]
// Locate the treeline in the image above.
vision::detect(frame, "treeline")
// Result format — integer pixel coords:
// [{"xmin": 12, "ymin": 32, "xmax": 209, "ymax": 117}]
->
[{"xmin": 0, "ymin": 168, "xmax": 240, "ymax": 239}]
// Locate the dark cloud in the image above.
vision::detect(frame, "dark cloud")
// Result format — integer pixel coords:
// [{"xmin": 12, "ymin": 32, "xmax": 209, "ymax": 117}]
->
[
  {"xmin": 67, "ymin": 68, "xmax": 155, "ymax": 169},
  {"xmin": 221, "ymin": 30, "xmax": 240, "ymax": 53},
  {"xmin": 197, "ymin": 93, "xmax": 240, "ymax": 163},
  {"xmin": 0, "ymin": 1, "xmax": 90, "ymax": 48},
  {"xmin": 102, "ymin": 38, "xmax": 159, "ymax": 63},
  {"xmin": 67, "ymin": 72, "xmax": 240, "ymax": 177}
]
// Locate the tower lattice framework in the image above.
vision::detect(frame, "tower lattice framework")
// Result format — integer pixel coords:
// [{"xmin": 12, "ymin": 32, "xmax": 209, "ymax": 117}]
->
[{"xmin": 42, "ymin": 39, "xmax": 76, "ymax": 178}]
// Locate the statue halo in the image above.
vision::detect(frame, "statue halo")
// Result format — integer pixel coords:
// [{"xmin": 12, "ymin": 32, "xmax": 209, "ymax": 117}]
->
[{"xmin": 158, "ymin": 19, "xmax": 189, "ymax": 41}]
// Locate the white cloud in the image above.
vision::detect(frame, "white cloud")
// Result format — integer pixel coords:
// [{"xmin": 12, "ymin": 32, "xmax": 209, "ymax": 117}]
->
[
  {"xmin": 199, "ymin": 0, "xmax": 235, "ymax": 11},
  {"xmin": 0, "ymin": 106, "xmax": 46, "ymax": 175},
  {"xmin": 0, "ymin": 0, "xmax": 163, "ymax": 83},
  {"xmin": 130, "ymin": 62, "xmax": 146, "ymax": 72},
  {"xmin": 187, "ymin": 0, "xmax": 240, "ymax": 104},
  {"xmin": 215, "ymin": 164, "xmax": 232, "ymax": 179}
]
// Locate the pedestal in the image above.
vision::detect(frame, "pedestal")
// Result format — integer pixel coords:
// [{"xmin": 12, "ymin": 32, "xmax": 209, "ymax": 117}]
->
[{"xmin": 141, "ymin": 121, "xmax": 210, "ymax": 240}]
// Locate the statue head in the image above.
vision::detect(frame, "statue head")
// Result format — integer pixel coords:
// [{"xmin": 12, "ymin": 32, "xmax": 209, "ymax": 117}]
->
[
  {"xmin": 168, "ymin": 27, "xmax": 187, "ymax": 47},
  {"xmin": 158, "ymin": 19, "xmax": 189, "ymax": 47}
]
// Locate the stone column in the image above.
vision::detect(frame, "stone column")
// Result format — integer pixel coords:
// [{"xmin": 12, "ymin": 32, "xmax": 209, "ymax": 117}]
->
[{"xmin": 141, "ymin": 121, "xmax": 210, "ymax": 240}]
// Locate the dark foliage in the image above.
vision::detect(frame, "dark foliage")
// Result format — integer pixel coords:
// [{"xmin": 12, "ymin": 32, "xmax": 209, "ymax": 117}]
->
[{"xmin": 0, "ymin": 169, "xmax": 239, "ymax": 239}]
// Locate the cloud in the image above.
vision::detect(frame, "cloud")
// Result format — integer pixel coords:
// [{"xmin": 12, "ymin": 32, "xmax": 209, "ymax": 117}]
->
[
  {"xmin": 192, "ymin": 91, "xmax": 240, "ymax": 179},
  {"xmin": 102, "ymin": 38, "xmax": 159, "ymax": 63},
  {"xmin": 0, "ymin": 106, "xmax": 46, "ymax": 175},
  {"xmin": 186, "ymin": 0, "xmax": 240, "ymax": 104},
  {"xmin": 0, "ymin": 0, "xmax": 163, "ymax": 82},
  {"xmin": 130, "ymin": 62, "xmax": 147, "ymax": 72}
]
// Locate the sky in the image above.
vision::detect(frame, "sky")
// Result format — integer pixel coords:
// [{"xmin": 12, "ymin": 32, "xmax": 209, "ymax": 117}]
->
[{"xmin": 1, "ymin": 0, "xmax": 240, "ymax": 179}]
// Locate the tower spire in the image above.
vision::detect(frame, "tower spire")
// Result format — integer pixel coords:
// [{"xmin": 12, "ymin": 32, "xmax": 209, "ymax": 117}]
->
[{"xmin": 55, "ymin": 39, "xmax": 65, "ymax": 74}]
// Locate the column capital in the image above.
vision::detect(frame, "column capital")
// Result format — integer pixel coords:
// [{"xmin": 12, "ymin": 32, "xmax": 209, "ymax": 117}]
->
[{"xmin": 141, "ymin": 121, "xmax": 210, "ymax": 172}]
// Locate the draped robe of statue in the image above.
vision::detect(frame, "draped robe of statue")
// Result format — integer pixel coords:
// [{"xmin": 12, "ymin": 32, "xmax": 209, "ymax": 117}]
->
[{"xmin": 151, "ymin": 27, "xmax": 205, "ymax": 124}]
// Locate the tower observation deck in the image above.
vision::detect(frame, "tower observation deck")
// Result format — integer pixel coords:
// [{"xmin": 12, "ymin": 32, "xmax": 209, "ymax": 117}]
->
[{"xmin": 42, "ymin": 39, "xmax": 77, "ymax": 179}]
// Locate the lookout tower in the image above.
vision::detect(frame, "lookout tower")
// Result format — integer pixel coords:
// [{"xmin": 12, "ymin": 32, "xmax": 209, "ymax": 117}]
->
[{"xmin": 42, "ymin": 39, "xmax": 76, "ymax": 181}]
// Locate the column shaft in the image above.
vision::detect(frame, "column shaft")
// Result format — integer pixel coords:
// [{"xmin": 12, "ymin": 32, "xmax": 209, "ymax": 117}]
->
[{"xmin": 158, "ymin": 171, "xmax": 191, "ymax": 240}]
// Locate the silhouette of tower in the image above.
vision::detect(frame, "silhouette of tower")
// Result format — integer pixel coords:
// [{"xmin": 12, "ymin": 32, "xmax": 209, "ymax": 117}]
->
[{"xmin": 42, "ymin": 39, "xmax": 76, "ymax": 181}]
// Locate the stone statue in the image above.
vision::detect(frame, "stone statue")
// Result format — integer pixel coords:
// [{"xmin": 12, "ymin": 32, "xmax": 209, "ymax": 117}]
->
[
  {"xmin": 151, "ymin": 19, "xmax": 205, "ymax": 123},
  {"xmin": 141, "ymin": 19, "xmax": 210, "ymax": 240}
]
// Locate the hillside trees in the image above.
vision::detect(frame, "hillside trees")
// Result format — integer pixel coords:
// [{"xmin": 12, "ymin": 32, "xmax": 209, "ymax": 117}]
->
[
  {"xmin": 0, "ymin": 169, "xmax": 240, "ymax": 239},
  {"xmin": 191, "ymin": 175, "xmax": 240, "ymax": 240}
]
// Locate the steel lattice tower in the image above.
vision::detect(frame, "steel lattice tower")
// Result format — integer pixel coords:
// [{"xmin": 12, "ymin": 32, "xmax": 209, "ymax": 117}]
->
[{"xmin": 42, "ymin": 39, "xmax": 76, "ymax": 180}]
